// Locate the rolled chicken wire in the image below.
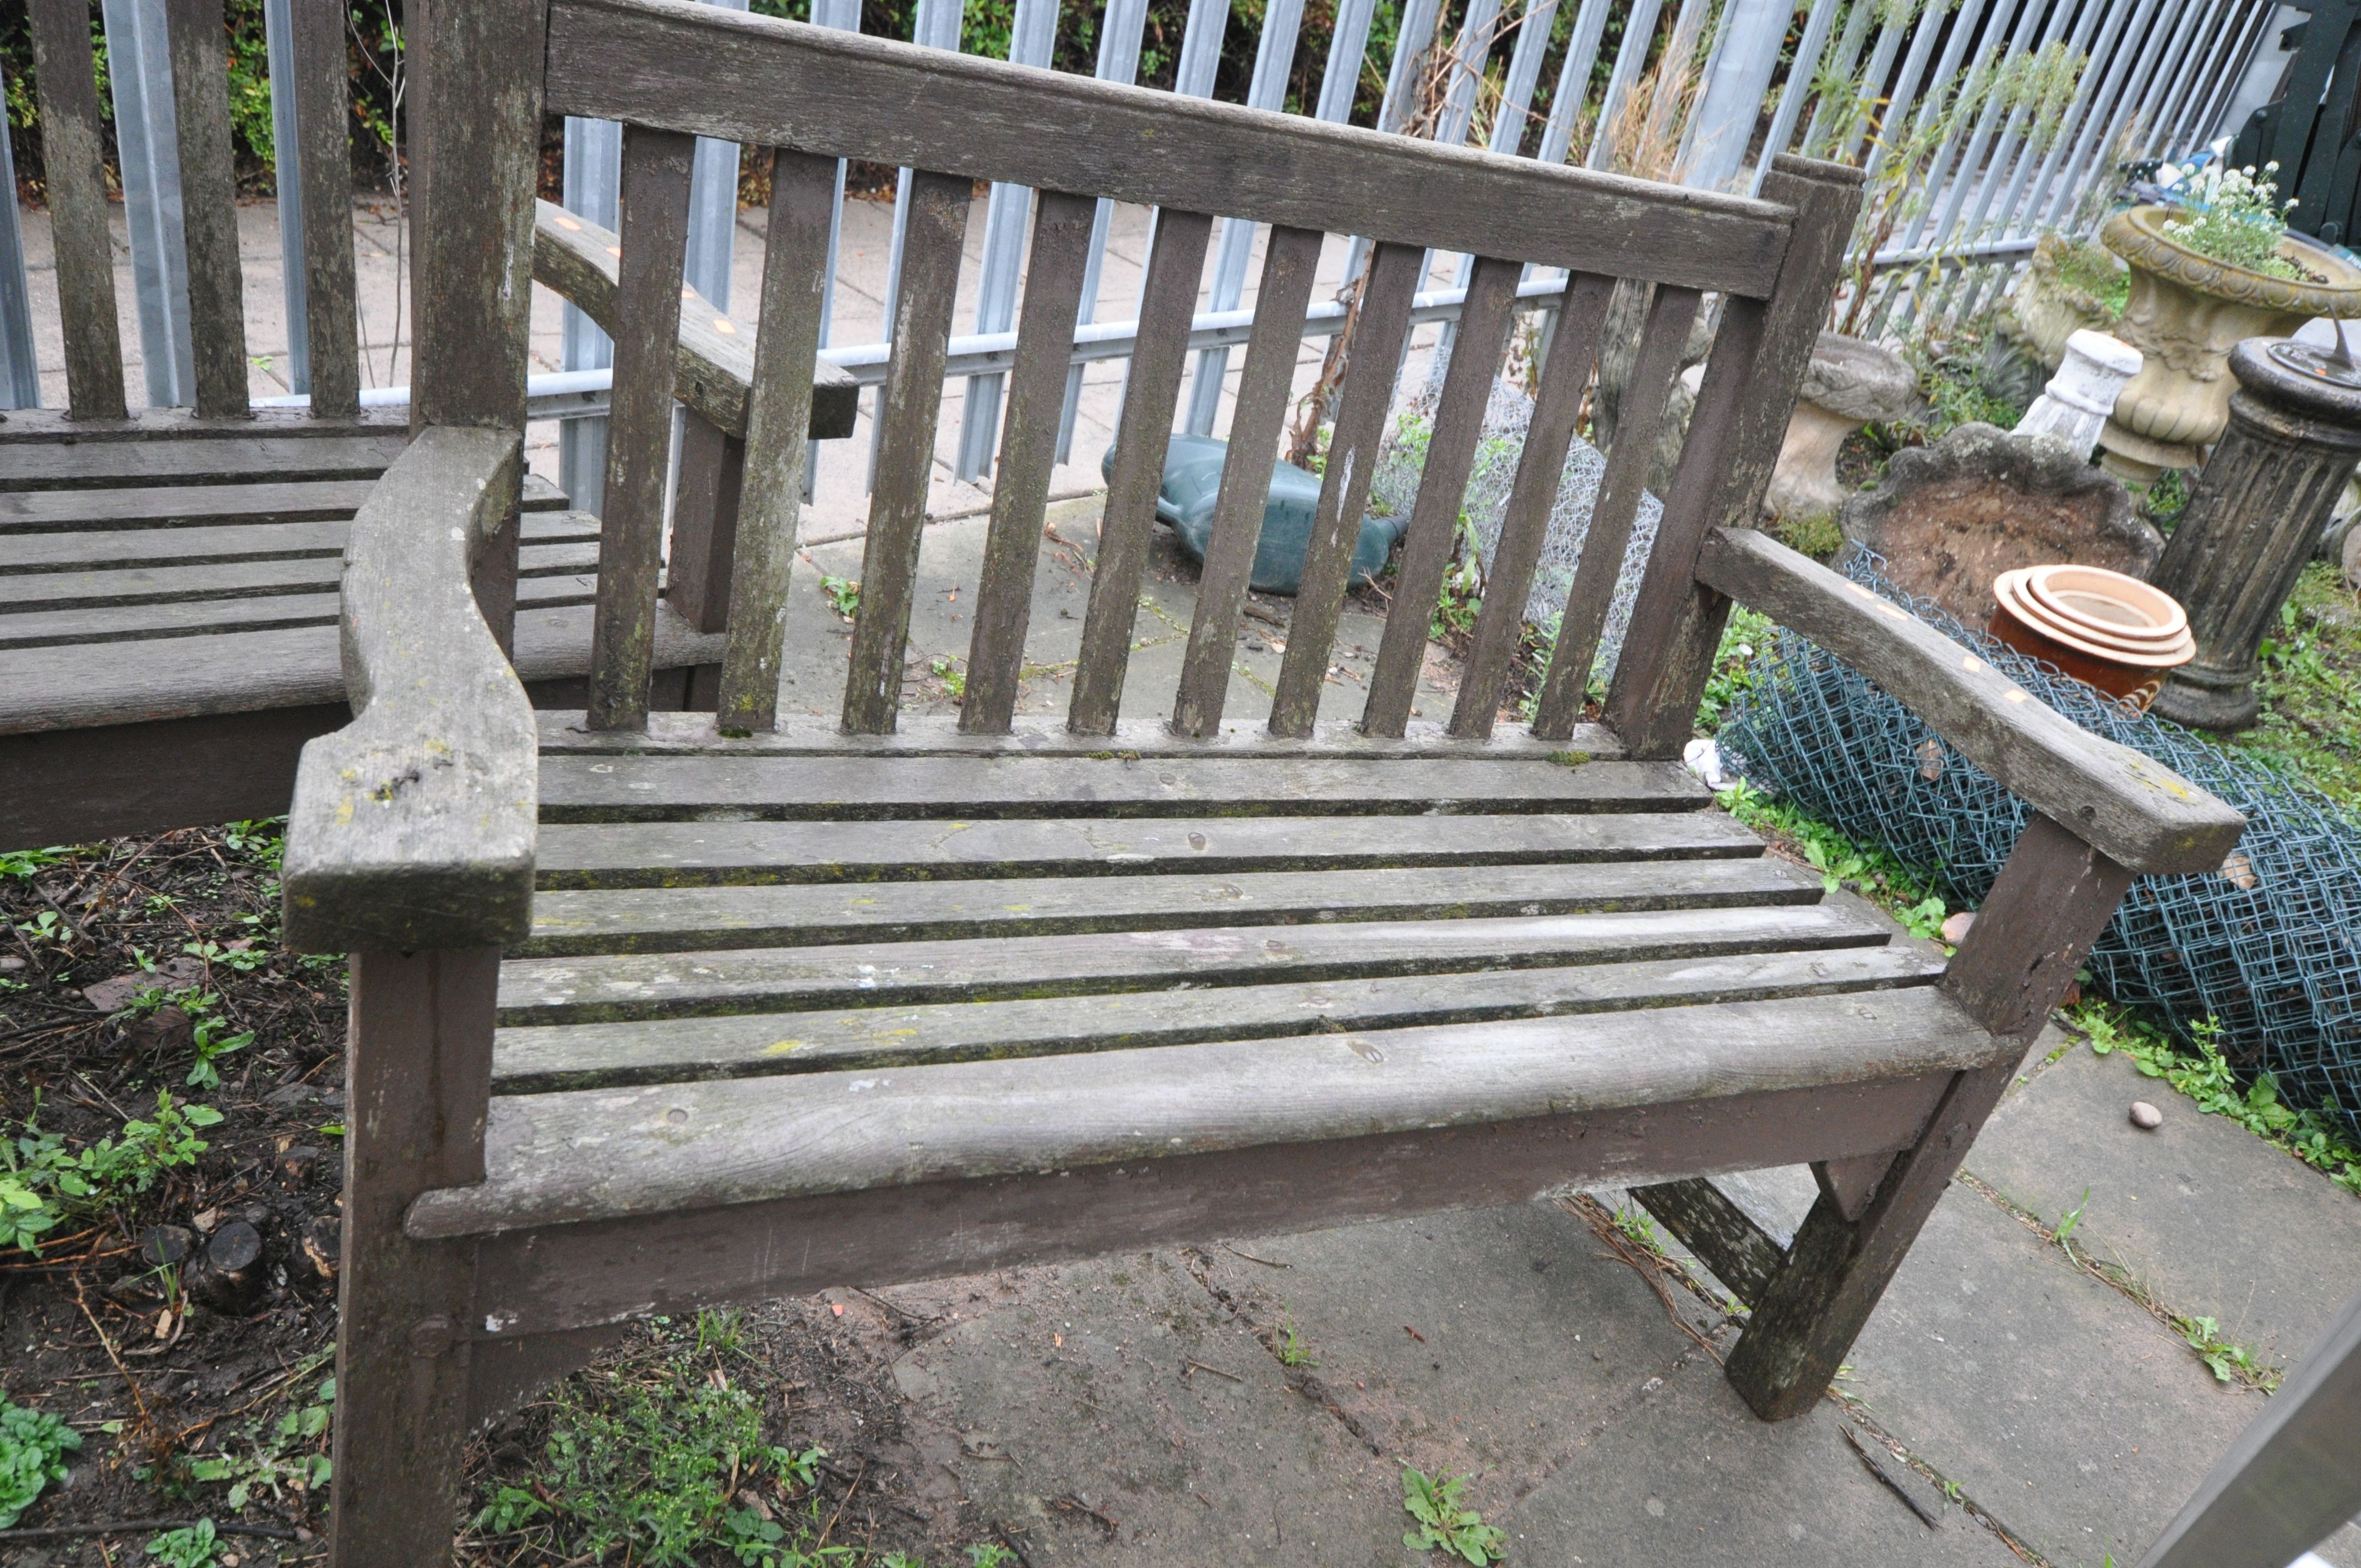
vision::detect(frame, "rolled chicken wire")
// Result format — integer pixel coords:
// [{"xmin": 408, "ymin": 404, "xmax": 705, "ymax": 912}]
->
[{"xmin": 1717, "ymin": 550, "xmax": 2361, "ymax": 1137}]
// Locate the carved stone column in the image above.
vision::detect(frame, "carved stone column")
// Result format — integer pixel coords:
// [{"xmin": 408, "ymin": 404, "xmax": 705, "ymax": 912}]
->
[{"xmin": 2151, "ymin": 337, "xmax": 2361, "ymax": 730}]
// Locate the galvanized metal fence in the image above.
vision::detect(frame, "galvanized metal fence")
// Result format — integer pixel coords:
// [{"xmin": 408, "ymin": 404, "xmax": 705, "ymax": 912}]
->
[{"xmin": 0, "ymin": 0, "xmax": 2292, "ymax": 471}]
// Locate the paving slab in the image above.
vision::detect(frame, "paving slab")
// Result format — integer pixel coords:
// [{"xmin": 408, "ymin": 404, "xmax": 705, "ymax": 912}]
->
[
  {"xmin": 1968, "ymin": 1039, "xmax": 2361, "ymax": 1368},
  {"xmin": 885, "ymin": 1248, "xmax": 1410, "ymax": 1565},
  {"xmin": 1841, "ymin": 1181, "xmax": 2265, "ymax": 1568},
  {"xmin": 1505, "ymin": 1333, "xmax": 2029, "ymax": 1567}
]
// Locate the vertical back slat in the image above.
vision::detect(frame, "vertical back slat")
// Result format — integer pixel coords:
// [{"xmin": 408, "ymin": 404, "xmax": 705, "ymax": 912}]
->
[
  {"xmin": 1067, "ymin": 208, "xmax": 1216, "ymax": 736},
  {"xmin": 292, "ymin": 0, "xmax": 360, "ymax": 420},
  {"xmin": 1266, "ymin": 240, "xmax": 1422, "ymax": 739},
  {"xmin": 717, "ymin": 148, "xmax": 837, "ymax": 733},
  {"xmin": 585, "ymin": 126, "xmax": 697, "ymax": 733},
  {"xmin": 1445, "ymin": 270, "xmax": 1613, "ymax": 741},
  {"xmin": 665, "ymin": 412, "xmax": 744, "ymax": 634},
  {"xmin": 1169, "ymin": 223, "xmax": 1325, "ymax": 737},
  {"xmin": 27, "ymin": 0, "xmax": 128, "ymax": 421},
  {"xmin": 1362, "ymin": 253, "xmax": 1523, "ymax": 738},
  {"xmin": 167, "ymin": 0, "xmax": 251, "ymax": 418},
  {"xmin": 961, "ymin": 189, "xmax": 1098, "ymax": 736},
  {"xmin": 1529, "ymin": 282, "xmax": 1702, "ymax": 741},
  {"xmin": 1607, "ymin": 157, "xmax": 1863, "ymax": 758},
  {"xmin": 842, "ymin": 168, "xmax": 973, "ymax": 733}
]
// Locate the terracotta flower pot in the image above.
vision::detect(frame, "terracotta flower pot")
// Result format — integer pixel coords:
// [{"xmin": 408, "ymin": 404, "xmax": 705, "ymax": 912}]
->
[
  {"xmin": 2097, "ymin": 205, "xmax": 2361, "ymax": 483},
  {"xmin": 1987, "ymin": 564, "xmax": 2195, "ymax": 709}
]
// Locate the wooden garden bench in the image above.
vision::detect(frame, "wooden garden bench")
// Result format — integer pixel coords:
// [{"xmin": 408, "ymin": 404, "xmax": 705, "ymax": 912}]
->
[
  {"xmin": 274, "ymin": 4, "xmax": 2247, "ymax": 1561},
  {"xmin": 0, "ymin": 0, "xmax": 851, "ymax": 849}
]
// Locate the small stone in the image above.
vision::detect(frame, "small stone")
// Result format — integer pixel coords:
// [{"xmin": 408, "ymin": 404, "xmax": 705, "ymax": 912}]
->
[
  {"xmin": 1940, "ymin": 911, "xmax": 1977, "ymax": 945},
  {"xmin": 2130, "ymin": 1100, "xmax": 2164, "ymax": 1130},
  {"xmin": 0, "ymin": 954, "xmax": 25, "ymax": 972},
  {"xmin": 278, "ymin": 1145, "xmax": 324, "ymax": 1186}
]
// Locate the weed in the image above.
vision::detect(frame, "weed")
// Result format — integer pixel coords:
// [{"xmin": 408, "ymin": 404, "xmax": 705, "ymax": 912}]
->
[
  {"xmin": 144, "ymin": 1519, "xmax": 225, "ymax": 1568},
  {"xmin": 2142, "ymin": 468, "xmax": 2190, "ymax": 533},
  {"xmin": 1274, "ymin": 1313, "xmax": 1318, "ymax": 1368},
  {"xmin": 929, "ymin": 657, "xmax": 967, "ymax": 701},
  {"xmin": 1612, "ymin": 1202, "xmax": 1667, "ymax": 1258},
  {"xmin": 179, "ymin": 1360, "xmax": 335, "ymax": 1509},
  {"xmin": 185, "ymin": 1016, "xmax": 256, "ymax": 1091},
  {"xmin": 1766, "ymin": 510, "xmax": 1846, "ymax": 563},
  {"xmin": 966, "ymin": 1548, "xmax": 1019, "ymax": 1568},
  {"xmin": 821, "ymin": 575, "xmax": 862, "ymax": 619},
  {"xmin": 2175, "ymin": 1315, "xmax": 2276, "ymax": 1387},
  {"xmin": 1696, "ymin": 607, "xmax": 1775, "ymax": 734},
  {"xmin": 1, "ymin": 1397, "xmax": 84, "ymax": 1528},
  {"xmin": 1430, "ymin": 514, "xmax": 1486, "ymax": 643},
  {"xmin": 0, "ymin": 846, "xmax": 70, "ymax": 882},
  {"xmin": 1401, "ymin": 1465, "xmax": 1507, "ymax": 1564},
  {"xmin": 2238, "ymin": 564, "xmax": 2361, "ymax": 811},
  {"xmin": 2070, "ymin": 1000, "xmax": 2361, "ymax": 1196},
  {"xmin": 2, "ymin": 1091, "xmax": 223, "ymax": 1255},
  {"xmin": 2053, "ymin": 1186, "xmax": 2090, "ymax": 1263},
  {"xmin": 1716, "ymin": 780, "xmax": 1949, "ymax": 939},
  {"xmin": 14, "ymin": 910, "xmax": 67, "ymax": 949},
  {"xmin": 184, "ymin": 937, "xmax": 271, "ymax": 975}
]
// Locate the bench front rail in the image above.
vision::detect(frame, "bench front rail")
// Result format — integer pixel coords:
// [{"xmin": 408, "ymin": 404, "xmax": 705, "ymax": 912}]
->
[{"xmin": 274, "ymin": 6, "xmax": 2246, "ymax": 1564}]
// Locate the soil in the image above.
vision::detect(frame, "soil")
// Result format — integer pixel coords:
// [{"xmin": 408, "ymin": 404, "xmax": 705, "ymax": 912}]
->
[{"xmin": 0, "ymin": 826, "xmax": 990, "ymax": 1568}]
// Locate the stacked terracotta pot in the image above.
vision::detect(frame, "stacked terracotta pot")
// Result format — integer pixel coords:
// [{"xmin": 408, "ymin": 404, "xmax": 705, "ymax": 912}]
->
[{"xmin": 1987, "ymin": 565, "xmax": 2196, "ymax": 711}]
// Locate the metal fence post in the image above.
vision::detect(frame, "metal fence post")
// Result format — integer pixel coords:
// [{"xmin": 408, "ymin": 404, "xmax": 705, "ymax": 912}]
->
[
  {"xmin": 101, "ymin": 0, "xmax": 196, "ymax": 409},
  {"xmin": 806, "ymin": 0, "xmax": 861, "ymax": 499},
  {"xmin": 263, "ymin": 0, "xmax": 309, "ymax": 396},
  {"xmin": 558, "ymin": 117, "xmax": 621, "ymax": 511},
  {"xmin": 1054, "ymin": 0, "xmax": 1155, "ymax": 464},
  {"xmin": 0, "ymin": 58, "xmax": 40, "ymax": 409}
]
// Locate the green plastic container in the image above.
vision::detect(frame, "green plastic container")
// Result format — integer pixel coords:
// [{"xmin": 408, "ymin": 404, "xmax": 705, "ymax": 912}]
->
[{"xmin": 1101, "ymin": 434, "xmax": 1405, "ymax": 596}]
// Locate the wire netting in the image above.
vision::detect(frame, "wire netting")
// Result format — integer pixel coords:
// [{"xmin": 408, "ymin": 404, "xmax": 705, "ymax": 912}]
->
[{"xmin": 1717, "ymin": 550, "xmax": 2361, "ymax": 1137}]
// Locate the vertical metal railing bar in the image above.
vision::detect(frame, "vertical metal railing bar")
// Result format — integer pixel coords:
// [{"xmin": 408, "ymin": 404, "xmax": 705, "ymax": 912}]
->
[
  {"xmin": 100, "ymin": 0, "xmax": 195, "ymax": 409},
  {"xmin": 1838, "ymin": 17, "xmax": 1908, "ymax": 161},
  {"xmin": 803, "ymin": 0, "xmax": 862, "ymax": 500},
  {"xmin": 2129, "ymin": 0, "xmax": 2221, "ymax": 162},
  {"xmin": 1538, "ymin": 0, "xmax": 1617, "ymax": 164},
  {"xmin": 1342, "ymin": 0, "xmax": 1444, "ymax": 281},
  {"xmin": 1748, "ymin": 0, "xmax": 1847, "ymax": 194},
  {"xmin": 2177, "ymin": 0, "xmax": 2266, "ymax": 155},
  {"xmin": 1441, "ymin": 0, "xmax": 1563, "ymax": 347},
  {"xmin": 1671, "ymin": 0, "xmax": 1751, "ymax": 182},
  {"xmin": 2149, "ymin": 0, "xmax": 2239, "ymax": 155},
  {"xmin": 2066, "ymin": 0, "xmax": 2203, "ymax": 231},
  {"xmin": 0, "ymin": 58, "xmax": 41, "ymax": 409},
  {"xmin": 1667, "ymin": 0, "xmax": 1732, "ymax": 177},
  {"xmin": 2182, "ymin": 1, "xmax": 2269, "ymax": 153},
  {"xmin": 1111, "ymin": 0, "xmax": 1233, "ymax": 421},
  {"xmin": 869, "ymin": 0, "xmax": 965, "ymax": 486},
  {"xmin": 1584, "ymin": 0, "xmax": 1669, "ymax": 170},
  {"xmin": 1055, "ymin": 0, "xmax": 1155, "ymax": 462},
  {"xmin": 263, "ymin": 0, "xmax": 309, "ymax": 396},
  {"xmin": 1901, "ymin": 0, "xmax": 2046, "ymax": 329},
  {"xmin": 952, "ymin": 0, "xmax": 1062, "ymax": 480},
  {"xmin": 2015, "ymin": 0, "xmax": 2150, "ymax": 237},
  {"xmin": 1799, "ymin": 0, "xmax": 1875, "ymax": 158},
  {"xmin": 1183, "ymin": 0, "xmax": 1310, "ymax": 436},
  {"xmin": 2038, "ymin": 0, "xmax": 2179, "ymax": 231},
  {"xmin": 1857, "ymin": 0, "xmax": 1992, "ymax": 327},
  {"xmin": 1408, "ymin": 0, "xmax": 1507, "ymax": 364},
  {"xmin": 1945, "ymin": 0, "xmax": 2103, "ymax": 324},
  {"xmin": 559, "ymin": 117, "xmax": 622, "ymax": 513}
]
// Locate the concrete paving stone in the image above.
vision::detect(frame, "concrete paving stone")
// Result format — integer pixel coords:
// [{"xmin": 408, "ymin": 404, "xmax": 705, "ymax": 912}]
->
[
  {"xmin": 1968, "ymin": 1039, "xmax": 2361, "ymax": 1368},
  {"xmin": 1841, "ymin": 1181, "xmax": 2265, "ymax": 1568},
  {"xmin": 1505, "ymin": 1333, "xmax": 2030, "ymax": 1568},
  {"xmin": 1191, "ymin": 1200, "xmax": 1721, "ymax": 1501},
  {"xmin": 884, "ymin": 1248, "xmax": 1413, "ymax": 1566}
]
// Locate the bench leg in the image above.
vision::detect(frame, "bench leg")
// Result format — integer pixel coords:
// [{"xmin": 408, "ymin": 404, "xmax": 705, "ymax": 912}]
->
[
  {"xmin": 1724, "ymin": 813, "xmax": 2136, "ymax": 1419},
  {"xmin": 329, "ymin": 949, "xmax": 498, "ymax": 1568}
]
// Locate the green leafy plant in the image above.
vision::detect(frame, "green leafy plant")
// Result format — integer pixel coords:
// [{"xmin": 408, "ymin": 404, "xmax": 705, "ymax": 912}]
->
[
  {"xmin": 1430, "ymin": 515, "xmax": 1486, "ymax": 642},
  {"xmin": 1401, "ymin": 1466, "xmax": 1507, "ymax": 1564},
  {"xmin": 2175, "ymin": 1314, "xmax": 2275, "ymax": 1387},
  {"xmin": 2, "ymin": 1092, "xmax": 223, "ymax": 1255},
  {"xmin": 2160, "ymin": 162, "xmax": 2312, "ymax": 280},
  {"xmin": 1696, "ymin": 607, "xmax": 1775, "ymax": 733},
  {"xmin": 184, "ymin": 1368, "xmax": 334, "ymax": 1509},
  {"xmin": 929, "ymin": 657, "xmax": 968, "ymax": 701},
  {"xmin": 1, "ymin": 1398, "xmax": 84, "ymax": 1529},
  {"xmin": 144, "ymin": 1520, "xmax": 224, "ymax": 1568},
  {"xmin": 821, "ymin": 575, "xmax": 862, "ymax": 619},
  {"xmin": 1715, "ymin": 780, "xmax": 1949, "ymax": 939},
  {"xmin": 1273, "ymin": 1312, "xmax": 1317, "ymax": 1368},
  {"xmin": 0, "ymin": 847, "xmax": 69, "ymax": 882},
  {"xmin": 2053, "ymin": 1186, "xmax": 2091, "ymax": 1263},
  {"xmin": 184, "ymin": 1016, "xmax": 255, "ymax": 1091}
]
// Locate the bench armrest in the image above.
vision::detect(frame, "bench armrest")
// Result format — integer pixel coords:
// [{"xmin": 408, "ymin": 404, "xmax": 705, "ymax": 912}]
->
[
  {"xmin": 1695, "ymin": 525, "xmax": 2245, "ymax": 876},
  {"xmin": 532, "ymin": 198, "xmax": 858, "ymax": 441},
  {"xmin": 281, "ymin": 427, "xmax": 540, "ymax": 952}
]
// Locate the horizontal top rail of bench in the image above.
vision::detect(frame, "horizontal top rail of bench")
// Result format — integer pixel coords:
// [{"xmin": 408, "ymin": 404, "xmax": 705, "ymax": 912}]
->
[
  {"xmin": 1694, "ymin": 526, "xmax": 2246, "ymax": 877},
  {"xmin": 543, "ymin": 0, "xmax": 1794, "ymax": 298},
  {"xmin": 533, "ymin": 199, "xmax": 858, "ymax": 441}
]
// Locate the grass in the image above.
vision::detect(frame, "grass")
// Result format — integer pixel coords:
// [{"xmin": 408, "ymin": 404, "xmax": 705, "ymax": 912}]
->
[
  {"xmin": 2232, "ymin": 563, "xmax": 2361, "ymax": 812},
  {"xmin": 1273, "ymin": 1311, "xmax": 1318, "ymax": 1368},
  {"xmin": 1714, "ymin": 780, "xmax": 1950, "ymax": 941}
]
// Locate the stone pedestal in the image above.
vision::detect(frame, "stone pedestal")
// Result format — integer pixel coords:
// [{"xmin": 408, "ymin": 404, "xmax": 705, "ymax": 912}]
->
[
  {"xmin": 1765, "ymin": 333, "xmax": 1919, "ymax": 519},
  {"xmin": 2016, "ymin": 330, "xmax": 2142, "ymax": 456},
  {"xmin": 2151, "ymin": 338, "xmax": 2361, "ymax": 731}
]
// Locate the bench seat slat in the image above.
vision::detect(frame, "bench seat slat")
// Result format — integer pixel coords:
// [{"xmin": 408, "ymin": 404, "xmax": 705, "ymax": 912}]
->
[
  {"xmin": 0, "ymin": 571, "xmax": 602, "ymax": 651},
  {"xmin": 536, "ymin": 753, "xmax": 1707, "ymax": 819},
  {"xmin": 0, "ymin": 434, "xmax": 414, "ymax": 492},
  {"xmin": 8, "ymin": 542, "xmax": 601, "ymax": 612},
  {"xmin": 1, "ymin": 473, "xmax": 569, "ymax": 535},
  {"xmin": 519, "ymin": 855, "xmax": 1824, "ymax": 956},
  {"xmin": 534, "ymin": 810, "xmax": 1765, "ymax": 887},
  {"xmin": 496, "ymin": 900, "xmax": 1897, "ymax": 1023},
  {"xmin": 6, "ymin": 510, "xmax": 598, "ymax": 574},
  {"xmin": 413, "ymin": 986, "xmax": 2001, "ymax": 1237},
  {"xmin": 491, "ymin": 944, "xmax": 1947, "ymax": 1092}
]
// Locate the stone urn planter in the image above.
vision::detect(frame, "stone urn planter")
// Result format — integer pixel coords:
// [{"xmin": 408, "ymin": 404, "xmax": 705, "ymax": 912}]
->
[
  {"xmin": 2097, "ymin": 204, "xmax": 2361, "ymax": 483},
  {"xmin": 1765, "ymin": 331, "xmax": 1920, "ymax": 519},
  {"xmin": 2006, "ymin": 232, "xmax": 2128, "ymax": 369}
]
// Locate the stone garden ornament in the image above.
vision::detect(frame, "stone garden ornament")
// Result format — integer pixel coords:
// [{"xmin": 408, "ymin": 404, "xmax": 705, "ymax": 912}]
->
[
  {"xmin": 2015, "ymin": 329, "xmax": 2142, "ymax": 456},
  {"xmin": 1765, "ymin": 331, "xmax": 1921, "ymax": 519}
]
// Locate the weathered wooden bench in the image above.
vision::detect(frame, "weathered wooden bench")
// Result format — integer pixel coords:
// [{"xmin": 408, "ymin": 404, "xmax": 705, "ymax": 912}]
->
[
  {"xmin": 276, "ymin": 4, "xmax": 2247, "ymax": 1562},
  {"xmin": 0, "ymin": 0, "xmax": 853, "ymax": 848}
]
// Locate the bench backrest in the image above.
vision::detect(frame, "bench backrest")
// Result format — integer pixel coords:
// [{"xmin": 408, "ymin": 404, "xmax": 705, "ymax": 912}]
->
[
  {"xmin": 531, "ymin": 0, "xmax": 1858, "ymax": 746},
  {"xmin": 24, "ymin": 0, "xmax": 358, "ymax": 422}
]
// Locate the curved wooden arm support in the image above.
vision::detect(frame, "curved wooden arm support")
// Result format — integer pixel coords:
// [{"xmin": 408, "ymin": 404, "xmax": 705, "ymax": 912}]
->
[
  {"xmin": 532, "ymin": 198, "xmax": 858, "ymax": 441},
  {"xmin": 1694, "ymin": 525, "xmax": 2245, "ymax": 876},
  {"xmin": 281, "ymin": 427, "xmax": 540, "ymax": 953}
]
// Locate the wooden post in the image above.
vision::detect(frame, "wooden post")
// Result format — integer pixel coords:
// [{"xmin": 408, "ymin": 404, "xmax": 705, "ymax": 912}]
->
[
  {"xmin": 409, "ymin": 0, "xmax": 544, "ymax": 650},
  {"xmin": 1722, "ymin": 813, "xmax": 2134, "ymax": 1419},
  {"xmin": 667, "ymin": 410, "xmax": 748, "ymax": 636},
  {"xmin": 328, "ymin": 949, "xmax": 498, "ymax": 1568}
]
